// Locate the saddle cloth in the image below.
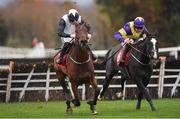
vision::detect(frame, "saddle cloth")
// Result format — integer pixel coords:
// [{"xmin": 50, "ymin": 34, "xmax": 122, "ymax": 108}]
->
[
  {"xmin": 55, "ymin": 51, "xmax": 68, "ymax": 67},
  {"xmin": 116, "ymin": 48, "xmax": 130, "ymax": 66}
]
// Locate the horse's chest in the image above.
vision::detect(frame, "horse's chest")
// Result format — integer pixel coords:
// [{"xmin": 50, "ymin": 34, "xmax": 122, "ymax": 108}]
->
[
  {"xmin": 68, "ymin": 69, "xmax": 93, "ymax": 83},
  {"xmin": 75, "ymin": 73, "xmax": 92, "ymax": 84},
  {"xmin": 129, "ymin": 65, "xmax": 152, "ymax": 77},
  {"xmin": 77, "ymin": 72, "xmax": 92, "ymax": 79}
]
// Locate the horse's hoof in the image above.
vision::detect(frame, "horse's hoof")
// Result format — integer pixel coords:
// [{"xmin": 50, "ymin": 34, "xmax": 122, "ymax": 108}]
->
[
  {"xmin": 72, "ymin": 99, "xmax": 80, "ymax": 107},
  {"xmin": 90, "ymin": 105, "xmax": 98, "ymax": 115},
  {"xmin": 136, "ymin": 107, "xmax": 141, "ymax": 109},
  {"xmin": 151, "ymin": 107, "xmax": 157, "ymax": 111},
  {"xmin": 66, "ymin": 108, "xmax": 73, "ymax": 114},
  {"xmin": 98, "ymin": 95, "xmax": 102, "ymax": 101},
  {"xmin": 116, "ymin": 92, "xmax": 124, "ymax": 98},
  {"xmin": 74, "ymin": 103, "xmax": 80, "ymax": 107},
  {"xmin": 92, "ymin": 110, "xmax": 98, "ymax": 115}
]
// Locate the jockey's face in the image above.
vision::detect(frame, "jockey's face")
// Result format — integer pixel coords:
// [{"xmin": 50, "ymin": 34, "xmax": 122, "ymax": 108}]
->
[{"xmin": 135, "ymin": 26, "xmax": 144, "ymax": 33}]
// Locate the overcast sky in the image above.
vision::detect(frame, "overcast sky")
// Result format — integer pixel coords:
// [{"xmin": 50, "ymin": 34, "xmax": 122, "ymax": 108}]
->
[
  {"xmin": 0, "ymin": 0, "xmax": 93, "ymax": 7},
  {"xmin": 0, "ymin": 0, "xmax": 12, "ymax": 6}
]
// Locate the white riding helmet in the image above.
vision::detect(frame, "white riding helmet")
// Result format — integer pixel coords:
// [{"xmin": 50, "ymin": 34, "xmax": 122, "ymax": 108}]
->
[{"xmin": 68, "ymin": 9, "xmax": 79, "ymax": 22}]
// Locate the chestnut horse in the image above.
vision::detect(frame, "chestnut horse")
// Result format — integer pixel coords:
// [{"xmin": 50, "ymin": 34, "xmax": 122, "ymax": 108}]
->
[{"xmin": 54, "ymin": 22, "xmax": 99, "ymax": 114}]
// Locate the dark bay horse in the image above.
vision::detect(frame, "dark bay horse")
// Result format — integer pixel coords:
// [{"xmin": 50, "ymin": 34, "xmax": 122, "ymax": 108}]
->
[
  {"xmin": 98, "ymin": 34, "xmax": 158, "ymax": 111},
  {"xmin": 54, "ymin": 23, "xmax": 99, "ymax": 114}
]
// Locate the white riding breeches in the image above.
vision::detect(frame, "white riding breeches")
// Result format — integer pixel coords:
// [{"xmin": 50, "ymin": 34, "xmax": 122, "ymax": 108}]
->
[{"xmin": 61, "ymin": 37, "xmax": 73, "ymax": 43}]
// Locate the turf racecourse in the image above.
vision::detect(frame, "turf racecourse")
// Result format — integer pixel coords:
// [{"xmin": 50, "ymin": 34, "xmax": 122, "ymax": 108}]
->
[{"xmin": 0, "ymin": 99, "xmax": 179, "ymax": 118}]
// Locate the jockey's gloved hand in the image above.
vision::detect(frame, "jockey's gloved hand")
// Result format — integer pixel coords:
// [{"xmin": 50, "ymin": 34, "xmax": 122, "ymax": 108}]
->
[
  {"xmin": 138, "ymin": 37, "xmax": 144, "ymax": 41},
  {"xmin": 129, "ymin": 39, "xmax": 134, "ymax": 44},
  {"xmin": 87, "ymin": 34, "xmax": 92, "ymax": 42},
  {"xmin": 124, "ymin": 38, "xmax": 131, "ymax": 44},
  {"xmin": 70, "ymin": 34, "xmax": 76, "ymax": 38},
  {"xmin": 135, "ymin": 37, "xmax": 144, "ymax": 44}
]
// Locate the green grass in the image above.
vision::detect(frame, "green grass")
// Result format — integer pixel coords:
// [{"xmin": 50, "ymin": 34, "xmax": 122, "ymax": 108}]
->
[{"xmin": 0, "ymin": 99, "xmax": 180, "ymax": 118}]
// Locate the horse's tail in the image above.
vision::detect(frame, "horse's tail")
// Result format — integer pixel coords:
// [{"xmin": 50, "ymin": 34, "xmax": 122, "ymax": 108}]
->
[{"xmin": 103, "ymin": 49, "xmax": 112, "ymax": 65}]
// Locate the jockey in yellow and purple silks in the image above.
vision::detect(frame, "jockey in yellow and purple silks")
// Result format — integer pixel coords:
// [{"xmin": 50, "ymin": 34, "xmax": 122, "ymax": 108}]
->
[{"xmin": 114, "ymin": 17, "xmax": 149, "ymax": 66}]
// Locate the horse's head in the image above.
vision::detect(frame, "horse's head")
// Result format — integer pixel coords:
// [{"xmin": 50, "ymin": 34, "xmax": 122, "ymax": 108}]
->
[
  {"xmin": 74, "ymin": 22, "xmax": 89, "ymax": 49},
  {"xmin": 145, "ymin": 33, "xmax": 159, "ymax": 60},
  {"xmin": 129, "ymin": 33, "xmax": 159, "ymax": 66}
]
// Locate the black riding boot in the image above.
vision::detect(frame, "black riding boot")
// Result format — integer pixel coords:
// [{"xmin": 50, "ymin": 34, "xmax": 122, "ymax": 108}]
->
[
  {"xmin": 119, "ymin": 44, "xmax": 130, "ymax": 66},
  {"xmin": 57, "ymin": 42, "xmax": 71, "ymax": 64}
]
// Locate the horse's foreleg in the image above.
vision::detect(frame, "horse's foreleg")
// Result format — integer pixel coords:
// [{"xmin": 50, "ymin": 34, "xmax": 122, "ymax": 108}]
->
[
  {"xmin": 98, "ymin": 69, "xmax": 117, "ymax": 100},
  {"xmin": 88, "ymin": 78, "xmax": 99, "ymax": 115},
  {"xmin": 85, "ymin": 84, "xmax": 90, "ymax": 100},
  {"xmin": 116, "ymin": 76, "xmax": 126, "ymax": 98},
  {"xmin": 135, "ymin": 79, "xmax": 156, "ymax": 111},
  {"xmin": 60, "ymin": 77, "xmax": 73, "ymax": 114},
  {"xmin": 91, "ymin": 85, "xmax": 99, "ymax": 106},
  {"xmin": 71, "ymin": 80, "xmax": 80, "ymax": 107},
  {"xmin": 120, "ymin": 76, "xmax": 126, "ymax": 92},
  {"xmin": 62, "ymin": 84, "xmax": 72, "ymax": 113},
  {"xmin": 136, "ymin": 91, "xmax": 143, "ymax": 109},
  {"xmin": 56, "ymin": 69, "xmax": 72, "ymax": 114}
]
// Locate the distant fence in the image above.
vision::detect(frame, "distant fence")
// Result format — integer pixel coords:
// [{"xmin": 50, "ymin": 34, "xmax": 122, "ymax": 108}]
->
[
  {"xmin": 0, "ymin": 46, "xmax": 180, "ymax": 59},
  {"xmin": 0, "ymin": 59, "xmax": 180, "ymax": 102},
  {"xmin": 1, "ymin": 46, "xmax": 180, "ymax": 102}
]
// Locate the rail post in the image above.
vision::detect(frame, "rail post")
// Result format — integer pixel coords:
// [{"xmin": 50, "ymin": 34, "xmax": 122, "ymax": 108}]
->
[
  {"xmin": 5, "ymin": 61, "xmax": 14, "ymax": 103},
  {"xmin": 18, "ymin": 64, "xmax": 35, "ymax": 102},
  {"xmin": 122, "ymin": 81, "xmax": 126, "ymax": 100},
  {"xmin": 158, "ymin": 56, "xmax": 166, "ymax": 98},
  {"xmin": 171, "ymin": 72, "xmax": 180, "ymax": 97},
  {"xmin": 82, "ymin": 84, "xmax": 86, "ymax": 100},
  {"xmin": 45, "ymin": 67, "xmax": 50, "ymax": 101}
]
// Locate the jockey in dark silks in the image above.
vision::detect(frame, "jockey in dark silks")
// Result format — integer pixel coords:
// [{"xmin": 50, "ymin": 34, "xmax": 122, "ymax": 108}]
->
[
  {"xmin": 114, "ymin": 17, "xmax": 149, "ymax": 66},
  {"xmin": 57, "ymin": 9, "xmax": 97, "ymax": 64}
]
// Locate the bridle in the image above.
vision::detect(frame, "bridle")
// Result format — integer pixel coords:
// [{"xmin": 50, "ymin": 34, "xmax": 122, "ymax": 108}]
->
[
  {"xmin": 128, "ymin": 42, "xmax": 149, "ymax": 57},
  {"xmin": 128, "ymin": 38, "xmax": 157, "ymax": 66},
  {"xmin": 68, "ymin": 54, "xmax": 91, "ymax": 65},
  {"xmin": 68, "ymin": 25, "xmax": 91, "ymax": 65}
]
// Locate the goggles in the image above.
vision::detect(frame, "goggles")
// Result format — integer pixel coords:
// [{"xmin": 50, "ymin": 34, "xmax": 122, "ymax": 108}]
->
[{"xmin": 135, "ymin": 26, "xmax": 144, "ymax": 30}]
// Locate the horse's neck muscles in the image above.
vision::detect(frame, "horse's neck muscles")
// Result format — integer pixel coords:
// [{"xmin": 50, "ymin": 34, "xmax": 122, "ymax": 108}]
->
[{"xmin": 130, "ymin": 47, "xmax": 150, "ymax": 65}]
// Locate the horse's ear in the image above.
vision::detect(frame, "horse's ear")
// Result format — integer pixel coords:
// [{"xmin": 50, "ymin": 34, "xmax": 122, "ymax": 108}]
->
[
  {"xmin": 153, "ymin": 29, "xmax": 158, "ymax": 36},
  {"xmin": 81, "ymin": 18, "xmax": 88, "ymax": 26},
  {"xmin": 148, "ymin": 29, "xmax": 158, "ymax": 38}
]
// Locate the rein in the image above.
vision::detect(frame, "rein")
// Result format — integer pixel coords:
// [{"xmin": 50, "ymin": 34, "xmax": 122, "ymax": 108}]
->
[
  {"xmin": 104, "ymin": 41, "xmax": 147, "ymax": 64},
  {"xmin": 128, "ymin": 42, "xmax": 151, "ymax": 66},
  {"xmin": 103, "ymin": 45, "xmax": 124, "ymax": 64},
  {"xmin": 69, "ymin": 54, "xmax": 91, "ymax": 65},
  {"xmin": 68, "ymin": 37, "xmax": 91, "ymax": 65},
  {"xmin": 127, "ymin": 43, "xmax": 148, "ymax": 57},
  {"xmin": 130, "ymin": 53, "xmax": 151, "ymax": 66}
]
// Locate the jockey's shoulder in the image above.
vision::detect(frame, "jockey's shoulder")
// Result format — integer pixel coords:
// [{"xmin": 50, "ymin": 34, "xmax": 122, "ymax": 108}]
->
[
  {"xmin": 124, "ymin": 21, "xmax": 131, "ymax": 27},
  {"xmin": 122, "ymin": 21, "xmax": 132, "ymax": 32},
  {"xmin": 62, "ymin": 14, "xmax": 68, "ymax": 18}
]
